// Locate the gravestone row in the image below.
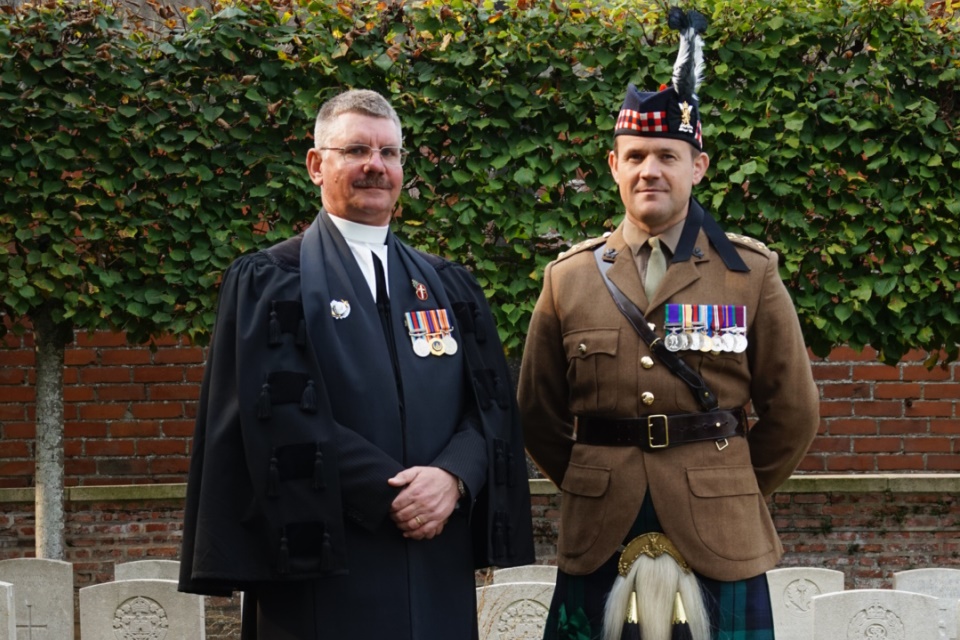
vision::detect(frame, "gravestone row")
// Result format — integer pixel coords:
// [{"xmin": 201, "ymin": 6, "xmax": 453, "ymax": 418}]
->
[{"xmin": 0, "ymin": 560, "xmax": 957, "ymax": 639}]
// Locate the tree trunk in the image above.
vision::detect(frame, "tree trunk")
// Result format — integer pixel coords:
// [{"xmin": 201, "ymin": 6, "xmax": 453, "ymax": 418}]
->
[{"xmin": 33, "ymin": 306, "xmax": 72, "ymax": 560}]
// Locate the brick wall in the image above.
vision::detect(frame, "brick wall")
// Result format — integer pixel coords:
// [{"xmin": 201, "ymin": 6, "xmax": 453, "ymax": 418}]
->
[{"xmin": 1, "ymin": 330, "xmax": 958, "ymax": 486}]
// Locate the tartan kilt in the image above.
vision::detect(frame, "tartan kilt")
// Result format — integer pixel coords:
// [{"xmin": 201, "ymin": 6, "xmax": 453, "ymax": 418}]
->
[{"xmin": 542, "ymin": 493, "xmax": 774, "ymax": 640}]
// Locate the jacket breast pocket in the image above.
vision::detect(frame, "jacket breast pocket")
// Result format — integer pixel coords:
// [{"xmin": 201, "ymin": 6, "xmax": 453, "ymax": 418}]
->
[
  {"xmin": 563, "ymin": 328, "xmax": 619, "ymax": 414},
  {"xmin": 558, "ymin": 462, "xmax": 610, "ymax": 558},
  {"xmin": 687, "ymin": 465, "xmax": 774, "ymax": 561}
]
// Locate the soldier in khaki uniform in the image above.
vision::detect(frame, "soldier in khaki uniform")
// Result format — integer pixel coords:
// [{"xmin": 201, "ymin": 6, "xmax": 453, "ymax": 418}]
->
[{"xmin": 518, "ymin": 9, "xmax": 819, "ymax": 640}]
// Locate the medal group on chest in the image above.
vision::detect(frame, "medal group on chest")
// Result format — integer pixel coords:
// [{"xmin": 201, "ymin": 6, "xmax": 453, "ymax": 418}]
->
[{"xmin": 662, "ymin": 304, "xmax": 748, "ymax": 353}]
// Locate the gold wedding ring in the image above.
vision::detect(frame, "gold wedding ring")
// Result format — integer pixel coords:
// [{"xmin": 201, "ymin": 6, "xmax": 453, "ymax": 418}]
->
[{"xmin": 415, "ymin": 515, "xmax": 424, "ymax": 526}]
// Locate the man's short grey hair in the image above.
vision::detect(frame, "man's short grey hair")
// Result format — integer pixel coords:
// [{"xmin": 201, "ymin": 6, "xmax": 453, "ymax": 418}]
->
[{"xmin": 313, "ymin": 89, "xmax": 403, "ymax": 148}]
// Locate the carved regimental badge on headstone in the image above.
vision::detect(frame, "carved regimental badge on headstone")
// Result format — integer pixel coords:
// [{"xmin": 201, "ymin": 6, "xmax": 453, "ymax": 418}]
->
[
  {"xmin": 113, "ymin": 596, "xmax": 169, "ymax": 640},
  {"xmin": 495, "ymin": 599, "xmax": 548, "ymax": 639},
  {"xmin": 783, "ymin": 578, "xmax": 821, "ymax": 614},
  {"xmin": 477, "ymin": 582, "xmax": 554, "ymax": 640},
  {"xmin": 846, "ymin": 603, "xmax": 904, "ymax": 640}
]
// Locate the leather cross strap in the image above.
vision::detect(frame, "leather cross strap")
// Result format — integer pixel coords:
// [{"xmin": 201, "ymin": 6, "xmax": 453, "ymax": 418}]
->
[
  {"xmin": 576, "ymin": 409, "xmax": 746, "ymax": 450},
  {"xmin": 593, "ymin": 245, "xmax": 719, "ymax": 412}
]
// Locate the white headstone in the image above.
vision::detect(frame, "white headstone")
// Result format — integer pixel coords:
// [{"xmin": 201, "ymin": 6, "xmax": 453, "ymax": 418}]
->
[
  {"xmin": 492, "ymin": 566, "xmax": 558, "ymax": 585},
  {"xmin": 812, "ymin": 588, "xmax": 952, "ymax": 640},
  {"xmin": 114, "ymin": 560, "xmax": 181, "ymax": 582},
  {"xmin": 766, "ymin": 567, "xmax": 845, "ymax": 640},
  {"xmin": 476, "ymin": 582, "xmax": 554, "ymax": 640},
  {"xmin": 0, "ymin": 582, "xmax": 14, "ymax": 640},
  {"xmin": 80, "ymin": 579, "xmax": 205, "ymax": 640},
  {"xmin": 893, "ymin": 569, "xmax": 960, "ymax": 640},
  {"xmin": 0, "ymin": 558, "xmax": 74, "ymax": 640}
]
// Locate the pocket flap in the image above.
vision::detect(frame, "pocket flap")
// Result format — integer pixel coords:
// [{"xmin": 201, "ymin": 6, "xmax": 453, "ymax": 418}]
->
[
  {"xmin": 688, "ymin": 465, "xmax": 759, "ymax": 498},
  {"xmin": 563, "ymin": 328, "xmax": 619, "ymax": 360},
  {"xmin": 560, "ymin": 463, "xmax": 610, "ymax": 497}
]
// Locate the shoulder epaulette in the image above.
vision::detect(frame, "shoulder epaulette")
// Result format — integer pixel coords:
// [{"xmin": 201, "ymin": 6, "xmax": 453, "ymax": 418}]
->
[
  {"xmin": 725, "ymin": 232, "xmax": 770, "ymax": 254},
  {"xmin": 556, "ymin": 236, "xmax": 608, "ymax": 262}
]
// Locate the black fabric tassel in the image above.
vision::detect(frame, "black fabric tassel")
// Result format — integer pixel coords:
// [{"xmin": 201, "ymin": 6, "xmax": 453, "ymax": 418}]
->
[
  {"xmin": 277, "ymin": 530, "xmax": 289, "ymax": 574},
  {"xmin": 313, "ymin": 444, "xmax": 326, "ymax": 491},
  {"xmin": 257, "ymin": 382, "xmax": 272, "ymax": 420},
  {"xmin": 493, "ymin": 439, "xmax": 507, "ymax": 486},
  {"xmin": 301, "ymin": 380, "xmax": 317, "ymax": 413},
  {"xmin": 295, "ymin": 318, "xmax": 307, "ymax": 349},
  {"xmin": 470, "ymin": 303, "xmax": 486, "ymax": 343},
  {"xmin": 267, "ymin": 454, "xmax": 280, "ymax": 497},
  {"xmin": 622, "ymin": 591, "xmax": 642, "ymax": 640},
  {"xmin": 671, "ymin": 592, "xmax": 693, "ymax": 640},
  {"xmin": 268, "ymin": 303, "xmax": 282, "ymax": 346},
  {"xmin": 320, "ymin": 531, "xmax": 334, "ymax": 571},
  {"xmin": 493, "ymin": 512, "xmax": 507, "ymax": 559}
]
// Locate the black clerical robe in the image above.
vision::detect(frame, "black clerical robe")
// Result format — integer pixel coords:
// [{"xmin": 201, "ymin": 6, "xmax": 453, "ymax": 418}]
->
[{"xmin": 179, "ymin": 211, "xmax": 534, "ymax": 639}]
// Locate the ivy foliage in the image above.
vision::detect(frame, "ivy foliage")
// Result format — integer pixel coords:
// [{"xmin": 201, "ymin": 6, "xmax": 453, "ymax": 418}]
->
[{"xmin": 0, "ymin": 0, "xmax": 957, "ymax": 362}]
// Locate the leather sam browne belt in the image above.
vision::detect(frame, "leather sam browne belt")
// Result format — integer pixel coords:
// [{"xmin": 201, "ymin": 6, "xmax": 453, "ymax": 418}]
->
[{"xmin": 576, "ymin": 409, "xmax": 747, "ymax": 451}]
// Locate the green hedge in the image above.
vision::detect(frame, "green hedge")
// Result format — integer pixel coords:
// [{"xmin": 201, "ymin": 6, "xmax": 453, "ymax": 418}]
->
[{"xmin": 1, "ymin": 0, "xmax": 957, "ymax": 362}]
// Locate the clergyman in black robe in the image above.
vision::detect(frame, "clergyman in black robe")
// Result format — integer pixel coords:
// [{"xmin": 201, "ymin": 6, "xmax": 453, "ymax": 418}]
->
[{"xmin": 178, "ymin": 89, "xmax": 534, "ymax": 639}]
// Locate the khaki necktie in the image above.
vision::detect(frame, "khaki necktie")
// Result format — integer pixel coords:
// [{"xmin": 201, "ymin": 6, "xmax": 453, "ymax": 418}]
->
[{"xmin": 644, "ymin": 237, "xmax": 667, "ymax": 300}]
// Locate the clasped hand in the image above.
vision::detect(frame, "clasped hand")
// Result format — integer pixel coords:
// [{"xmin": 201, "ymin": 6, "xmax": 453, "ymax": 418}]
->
[{"xmin": 388, "ymin": 467, "xmax": 460, "ymax": 540}]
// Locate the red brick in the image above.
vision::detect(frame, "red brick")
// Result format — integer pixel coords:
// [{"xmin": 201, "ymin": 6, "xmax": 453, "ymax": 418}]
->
[
  {"xmin": 161, "ymin": 420, "xmax": 196, "ymax": 437},
  {"xmin": 924, "ymin": 384, "xmax": 960, "ymax": 399},
  {"xmin": 110, "ymin": 421, "xmax": 160, "ymax": 438},
  {"xmin": 149, "ymin": 384, "xmax": 199, "ymax": 401},
  {"xmin": 905, "ymin": 402, "xmax": 954, "ymax": 418},
  {"xmin": 0, "ymin": 441, "xmax": 30, "ymax": 457},
  {"xmin": 85, "ymin": 440, "xmax": 136, "ymax": 456},
  {"xmin": 65, "ymin": 422, "xmax": 108, "ymax": 438},
  {"xmin": 820, "ymin": 383, "xmax": 872, "ymax": 399},
  {"xmin": 78, "ymin": 404, "xmax": 127, "ymax": 420},
  {"xmin": 853, "ymin": 365, "xmax": 900, "ymax": 381},
  {"xmin": 903, "ymin": 437, "xmax": 952, "ymax": 453},
  {"xmin": 96, "ymin": 386, "xmax": 145, "ymax": 402},
  {"xmin": 853, "ymin": 401, "xmax": 903, "ymax": 417},
  {"xmin": 820, "ymin": 401, "xmax": 854, "ymax": 417},
  {"xmin": 0, "ymin": 387, "xmax": 35, "ymax": 402},
  {"xmin": 0, "ymin": 405, "xmax": 26, "ymax": 421},
  {"xmin": 75, "ymin": 331, "xmax": 129, "ymax": 348},
  {"xmin": 153, "ymin": 348, "xmax": 204, "ymax": 365},
  {"xmin": 80, "ymin": 367, "xmax": 132, "ymax": 384},
  {"xmin": 64, "ymin": 386, "xmax": 96, "ymax": 402},
  {"xmin": 827, "ymin": 419, "xmax": 878, "ymax": 435},
  {"xmin": 877, "ymin": 454, "xmax": 925, "ymax": 471},
  {"xmin": 150, "ymin": 335, "xmax": 181, "ymax": 347},
  {"xmin": 0, "ymin": 350, "xmax": 35, "ymax": 366},
  {"xmin": 0, "ymin": 369, "xmax": 24, "ymax": 385},
  {"xmin": 138, "ymin": 439, "xmax": 187, "ymax": 456},
  {"xmin": 877, "ymin": 419, "xmax": 928, "ymax": 435},
  {"xmin": 149, "ymin": 458, "xmax": 190, "ymax": 474},
  {"xmin": 930, "ymin": 420, "xmax": 960, "ymax": 434},
  {"xmin": 807, "ymin": 437, "xmax": 851, "ymax": 453},
  {"xmin": 130, "ymin": 403, "xmax": 184, "ymax": 420},
  {"xmin": 64, "ymin": 349, "xmax": 98, "ymax": 366},
  {"xmin": 96, "ymin": 458, "xmax": 150, "ymax": 476},
  {"xmin": 100, "ymin": 350, "xmax": 151, "ymax": 365},
  {"xmin": 796, "ymin": 456, "xmax": 826, "ymax": 471},
  {"xmin": 0, "ymin": 461, "xmax": 34, "ymax": 476},
  {"xmin": 874, "ymin": 383, "xmax": 921, "ymax": 400},
  {"xmin": 185, "ymin": 367, "xmax": 205, "ymax": 383},
  {"xmin": 853, "ymin": 437, "xmax": 901, "ymax": 453},
  {"xmin": 811, "ymin": 364, "xmax": 851, "ymax": 381},
  {"xmin": 928, "ymin": 455, "xmax": 960, "ymax": 471},
  {"xmin": 826, "ymin": 455, "xmax": 876, "ymax": 471},
  {"xmin": 3, "ymin": 423, "xmax": 35, "ymax": 438},
  {"xmin": 902, "ymin": 365, "xmax": 952, "ymax": 381},
  {"xmin": 64, "ymin": 440, "xmax": 83, "ymax": 457},
  {"xmin": 132, "ymin": 367, "xmax": 185, "ymax": 383}
]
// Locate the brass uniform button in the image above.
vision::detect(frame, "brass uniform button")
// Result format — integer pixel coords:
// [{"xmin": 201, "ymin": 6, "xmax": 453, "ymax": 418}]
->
[
  {"xmin": 641, "ymin": 391, "xmax": 655, "ymax": 406},
  {"xmin": 640, "ymin": 356, "xmax": 654, "ymax": 369}
]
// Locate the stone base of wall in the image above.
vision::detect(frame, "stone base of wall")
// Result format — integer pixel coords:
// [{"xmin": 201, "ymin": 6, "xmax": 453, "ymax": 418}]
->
[{"xmin": 1, "ymin": 476, "xmax": 958, "ymax": 639}]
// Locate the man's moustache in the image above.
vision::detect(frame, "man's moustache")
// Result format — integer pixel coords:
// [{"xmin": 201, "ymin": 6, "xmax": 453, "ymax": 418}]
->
[{"xmin": 353, "ymin": 178, "xmax": 392, "ymax": 188}]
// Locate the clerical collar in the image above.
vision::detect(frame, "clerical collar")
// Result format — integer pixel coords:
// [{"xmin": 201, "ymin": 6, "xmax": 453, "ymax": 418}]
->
[
  {"xmin": 326, "ymin": 213, "xmax": 389, "ymax": 246},
  {"xmin": 622, "ymin": 216, "xmax": 685, "ymax": 256}
]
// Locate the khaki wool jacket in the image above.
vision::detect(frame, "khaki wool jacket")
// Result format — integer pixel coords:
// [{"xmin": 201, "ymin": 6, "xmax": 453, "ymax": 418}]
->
[{"xmin": 518, "ymin": 219, "xmax": 820, "ymax": 582}]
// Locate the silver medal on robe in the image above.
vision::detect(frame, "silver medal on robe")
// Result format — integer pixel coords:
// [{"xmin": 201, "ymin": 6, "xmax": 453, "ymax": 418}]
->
[{"xmin": 330, "ymin": 299, "xmax": 351, "ymax": 319}]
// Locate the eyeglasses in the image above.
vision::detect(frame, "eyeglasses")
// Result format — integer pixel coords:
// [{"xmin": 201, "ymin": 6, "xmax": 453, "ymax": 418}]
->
[{"xmin": 319, "ymin": 144, "xmax": 409, "ymax": 167}]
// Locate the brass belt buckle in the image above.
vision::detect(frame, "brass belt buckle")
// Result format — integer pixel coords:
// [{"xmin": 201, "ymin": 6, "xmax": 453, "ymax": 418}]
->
[{"xmin": 647, "ymin": 414, "xmax": 669, "ymax": 448}]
